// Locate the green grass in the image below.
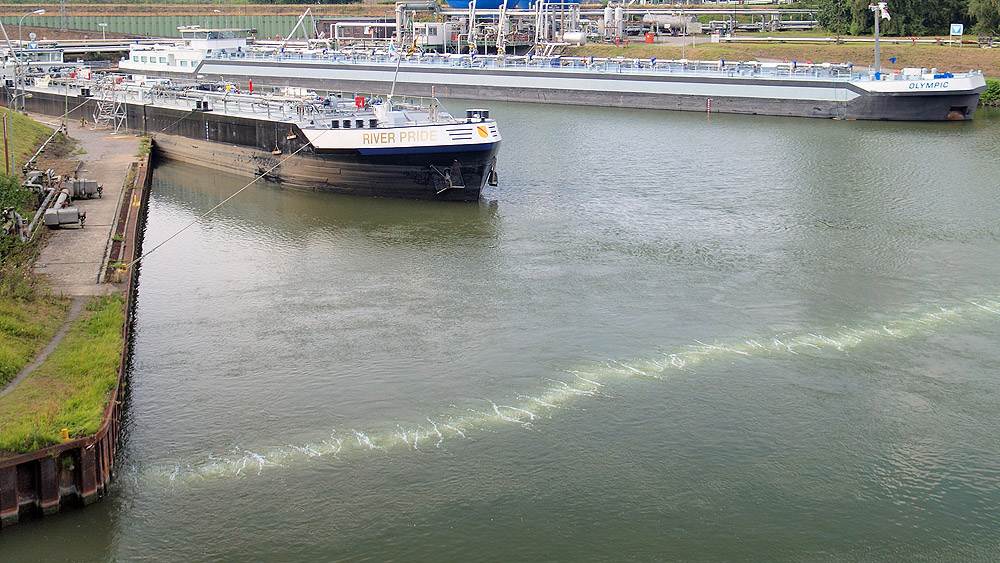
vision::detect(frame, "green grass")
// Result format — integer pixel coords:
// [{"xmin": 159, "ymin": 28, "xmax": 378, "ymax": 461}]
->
[
  {"xmin": 1, "ymin": 235, "xmax": 70, "ymax": 388},
  {"xmin": 0, "ymin": 108, "xmax": 69, "ymax": 392},
  {"xmin": 136, "ymin": 136, "xmax": 151, "ymax": 157},
  {"xmin": 0, "ymin": 295, "xmax": 68, "ymax": 388},
  {"xmin": 0, "ymin": 294, "xmax": 124, "ymax": 455},
  {"xmin": 0, "ymin": 107, "xmax": 56, "ymax": 172},
  {"xmin": 982, "ymin": 78, "xmax": 1000, "ymax": 106}
]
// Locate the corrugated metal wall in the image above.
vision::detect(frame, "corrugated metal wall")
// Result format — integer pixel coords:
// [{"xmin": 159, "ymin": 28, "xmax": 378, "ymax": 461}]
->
[{"xmin": 0, "ymin": 15, "xmax": 306, "ymax": 39}]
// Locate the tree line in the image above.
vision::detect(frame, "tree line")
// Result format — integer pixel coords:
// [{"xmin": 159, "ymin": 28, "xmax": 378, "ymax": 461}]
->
[{"xmin": 815, "ymin": 0, "xmax": 999, "ymax": 35}]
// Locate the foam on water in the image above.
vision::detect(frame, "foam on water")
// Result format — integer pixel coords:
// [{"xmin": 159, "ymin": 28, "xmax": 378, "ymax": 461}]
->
[{"xmin": 151, "ymin": 297, "xmax": 1000, "ymax": 484}]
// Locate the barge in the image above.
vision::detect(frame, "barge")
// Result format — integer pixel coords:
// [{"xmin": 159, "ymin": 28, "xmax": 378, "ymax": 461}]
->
[
  {"xmin": 19, "ymin": 76, "xmax": 501, "ymax": 201},
  {"xmin": 196, "ymin": 54, "xmax": 988, "ymax": 121},
  {"xmin": 118, "ymin": 30, "xmax": 987, "ymax": 121}
]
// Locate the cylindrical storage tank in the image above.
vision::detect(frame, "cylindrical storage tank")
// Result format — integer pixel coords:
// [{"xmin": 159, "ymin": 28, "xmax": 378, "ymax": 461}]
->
[
  {"xmin": 563, "ymin": 30, "xmax": 586, "ymax": 45},
  {"xmin": 614, "ymin": 6, "xmax": 624, "ymax": 36},
  {"xmin": 641, "ymin": 14, "xmax": 690, "ymax": 31}
]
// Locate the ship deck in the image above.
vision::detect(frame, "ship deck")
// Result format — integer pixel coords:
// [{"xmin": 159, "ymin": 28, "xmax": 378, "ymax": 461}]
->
[
  {"xmin": 27, "ymin": 77, "xmax": 454, "ymax": 130},
  {"xmin": 203, "ymin": 50, "xmax": 922, "ymax": 84}
]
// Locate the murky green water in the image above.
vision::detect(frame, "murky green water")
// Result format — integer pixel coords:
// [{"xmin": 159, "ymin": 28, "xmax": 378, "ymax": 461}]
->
[{"xmin": 4, "ymin": 105, "xmax": 1000, "ymax": 561}]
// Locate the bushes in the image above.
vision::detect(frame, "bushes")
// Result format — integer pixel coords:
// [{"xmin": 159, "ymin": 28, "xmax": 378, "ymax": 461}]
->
[
  {"xmin": 0, "ymin": 173, "xmax": 31, "ymax": 212},
  {"xmin": 981, "ymin": 77, "xmax": 1000, "ymax": 106},
  {"xmin": 1, "ymin": 173, "xmax": 44, "ymax": 300}
]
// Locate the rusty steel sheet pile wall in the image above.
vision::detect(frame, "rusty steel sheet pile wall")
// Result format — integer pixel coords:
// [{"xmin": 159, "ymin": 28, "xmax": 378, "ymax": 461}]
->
[{"xmin": 0, "ymin": 154, "xmax": 151, "ymax": 529}]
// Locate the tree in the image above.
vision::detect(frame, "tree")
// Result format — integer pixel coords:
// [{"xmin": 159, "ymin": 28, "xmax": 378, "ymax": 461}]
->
[
  {"xmin": 969, "ymin": 0, "xmax": 1000, "ymax": 32},
  {"xmin": 817, "ymin": 0, "xmax": 971, "ymax": 36},
  {"xmin": 817, "ymin": 0, "xmax": 852, "ymax": 35}
]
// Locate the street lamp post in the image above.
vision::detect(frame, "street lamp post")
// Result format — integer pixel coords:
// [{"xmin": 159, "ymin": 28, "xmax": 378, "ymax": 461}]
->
[
  {"xmin": 17, "ymin": 9, "xmax": 45, "ymax": 112},
  {"xmin": 18, "ymin": 9, "xmax": 45, "ymax": 47},
  {"xmin": 99, "ymin": 22, "xmax": 107, "ymax": 40}
]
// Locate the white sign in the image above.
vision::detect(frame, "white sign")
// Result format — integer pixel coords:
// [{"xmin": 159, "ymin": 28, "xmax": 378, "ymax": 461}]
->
[{"xmin": 950, "ymin": 23, "xmax": 964, "ymax": 36}]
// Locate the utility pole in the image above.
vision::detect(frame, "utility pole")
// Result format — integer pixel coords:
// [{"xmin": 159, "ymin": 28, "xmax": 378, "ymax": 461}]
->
[
  {"xmin": 3, "ymin": 115, "xmax": 9, "ymax": 175},
  {"xmin": 869, "ymin": 2, "xmax": 889, "ymax": 76}
]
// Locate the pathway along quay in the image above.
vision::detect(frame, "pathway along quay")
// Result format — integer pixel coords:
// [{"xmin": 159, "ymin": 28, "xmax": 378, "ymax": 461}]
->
[{"xmin": 0, "ymin": 120, "xmax": 150, "ymax": 528}]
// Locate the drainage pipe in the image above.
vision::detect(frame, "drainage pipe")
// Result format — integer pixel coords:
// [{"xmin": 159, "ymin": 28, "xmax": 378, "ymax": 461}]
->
[
  {"xmin": 25, "ymin": 186, "xmax": 55, "ymax": 241},
  {"xmin": 22, "ymin": 124, "xmax": 66, "ymax": 173}
]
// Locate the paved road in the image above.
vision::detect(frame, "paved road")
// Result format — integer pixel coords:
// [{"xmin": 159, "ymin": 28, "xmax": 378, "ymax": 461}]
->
[{"xmin": 31, "ymin": 120, "xmax": 140, "ymax": 296}]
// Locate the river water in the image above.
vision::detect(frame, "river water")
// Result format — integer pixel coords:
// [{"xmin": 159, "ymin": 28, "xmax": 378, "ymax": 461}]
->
[{"xmin": 5, "ymin": 104, "xmax": 1000, "ymax": 561}]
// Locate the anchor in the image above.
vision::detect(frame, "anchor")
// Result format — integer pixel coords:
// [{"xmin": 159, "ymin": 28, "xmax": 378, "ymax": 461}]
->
[
  {"xmin": 487, "ymin": 157, "xmax": 499, "ymax": 187},
  {"xmin": 430, "ymin": 160, "xmax": 465, "ymax": 194}
]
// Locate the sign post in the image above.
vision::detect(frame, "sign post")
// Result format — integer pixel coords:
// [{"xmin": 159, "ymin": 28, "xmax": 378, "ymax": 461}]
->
[{"xmin": 950, "ymin": 23, "xmax": 964, "ymax": 47}]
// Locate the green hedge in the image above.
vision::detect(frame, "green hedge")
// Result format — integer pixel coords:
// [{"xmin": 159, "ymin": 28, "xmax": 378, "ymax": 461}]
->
[{"xmin": 981, "ymin": 78, "xmax": 1000, "ymax": 107}]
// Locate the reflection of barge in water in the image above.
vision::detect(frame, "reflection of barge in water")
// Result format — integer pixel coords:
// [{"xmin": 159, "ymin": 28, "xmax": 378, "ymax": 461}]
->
[
  {"xmin": 19, "ymin": 76, "xmax": 501, "ymax": 201},
  {"xmin": 152, "ymin": 158, "xmax": 501, "ymax": 244}
]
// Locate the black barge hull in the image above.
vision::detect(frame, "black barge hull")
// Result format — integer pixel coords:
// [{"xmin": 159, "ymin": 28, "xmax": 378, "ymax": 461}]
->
[{"xmin": 19, "ymin": 89, "xmax": 499, "ymax": 201}]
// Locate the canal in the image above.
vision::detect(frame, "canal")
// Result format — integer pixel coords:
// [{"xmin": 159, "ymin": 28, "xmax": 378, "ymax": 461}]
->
[{"xmin": 4, "ymin": 104, "xmax": 1000, "ymax": 560}]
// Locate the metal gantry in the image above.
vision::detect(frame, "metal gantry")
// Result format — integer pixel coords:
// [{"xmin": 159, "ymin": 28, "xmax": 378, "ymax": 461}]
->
[{"xmin": 92, "ymin": 77, "xmax": 127, "ymax": 133}]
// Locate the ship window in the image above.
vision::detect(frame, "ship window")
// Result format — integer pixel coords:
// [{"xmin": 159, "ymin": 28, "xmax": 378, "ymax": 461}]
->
[
  {"xmin": 331, "ymin": 120, "xmax": 339, "ymax": 128},
  {"xmin": 369, "ymin": 119, "xmax": 378, "ymax": 128},
  {"xmin": 356, "ymin": 119, "xmax": 364, "ymax": 129},
  {"xmin": 140, "ymin": 56, "xmax": 147, "ymax": 63},
  {"xmin": 159, "ymin": 57, "xmax": 167, "ymax": 63},
  {"xmin": 343, "ymin": 120, "xmax": 351, "ymax": 128},
  {"xmin": 180, "ymin": 61, "xmax": 187, "ymax": 67},
  {"xmin": 132, "ymin": 56, "xmax": 138, "ymax": 62}
]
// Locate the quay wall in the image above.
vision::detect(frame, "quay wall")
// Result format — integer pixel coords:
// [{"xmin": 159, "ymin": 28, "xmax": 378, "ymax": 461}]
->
[{"xmin": 0, "ymin": 150, "xmax": 152, "ymax": 528}]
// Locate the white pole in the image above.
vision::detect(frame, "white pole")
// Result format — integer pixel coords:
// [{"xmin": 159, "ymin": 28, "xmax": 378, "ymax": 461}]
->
[{"xmin": 870, "ymin": 2, "xmax": 882, "ymax": 76}]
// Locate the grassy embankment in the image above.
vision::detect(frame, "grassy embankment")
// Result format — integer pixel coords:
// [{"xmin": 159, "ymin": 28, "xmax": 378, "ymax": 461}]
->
[
  {"xmin": 0, "ymin": 108, "xmax": 126, "ymax": 456},
  {"xmin": 0, "ymin": 294, "xmax": 124, "ymax": 455},
  {"xmin": 0, "ymin": 108, "xmax": 69, "ymax": 390}
]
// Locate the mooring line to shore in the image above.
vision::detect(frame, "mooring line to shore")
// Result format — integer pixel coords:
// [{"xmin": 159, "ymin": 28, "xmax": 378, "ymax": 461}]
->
[
  {"xmin": 33, "ymin": 90, "xmax": 329, "ymax": 273},
  {"xmin": 125, "ymin": 126, "xmax": 337, "ymax": 271},
  {"xmin": 146, "ymin": 295, "xmax": 1000, "ymax": 485}
]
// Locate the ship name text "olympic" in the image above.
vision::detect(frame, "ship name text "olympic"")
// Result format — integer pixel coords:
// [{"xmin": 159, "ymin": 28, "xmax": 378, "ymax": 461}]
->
[
  {"xmin": 909, "ymin": 81, "xmax": 949, "ymax": 90},
  {"xmin": 362, "ymin": 130, "xmax": 438, "ymax": 145}
]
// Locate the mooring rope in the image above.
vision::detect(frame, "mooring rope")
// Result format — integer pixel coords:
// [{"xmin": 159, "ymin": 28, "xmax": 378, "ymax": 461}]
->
[
  {"xmin": 157, "ymin": 108, "xmax": 198, "ymax": 134},
  {"xmin": 30, "ymin": 84, "xmax": 331, "ymax": 273},
  {"xmin": 124, "ymin": 128, "xmax": 328, "ymax": 271}
]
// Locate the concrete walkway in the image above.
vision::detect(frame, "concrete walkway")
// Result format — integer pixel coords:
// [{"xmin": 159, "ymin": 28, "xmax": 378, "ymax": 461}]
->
[{"xmin": 31, "ymin": 120, "xmax": 141, "ymax": 296}]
